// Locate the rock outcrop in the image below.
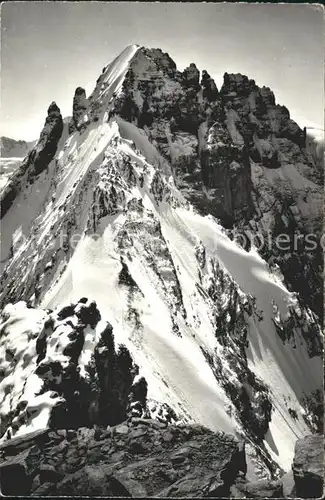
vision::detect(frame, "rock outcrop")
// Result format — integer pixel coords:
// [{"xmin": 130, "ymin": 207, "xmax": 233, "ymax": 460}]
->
[
  {"xmin": 0, "ymin": 102, "xmax": 63, "ymax": 218},
  {"xmin": 201, "ymin": 70, "xmax": 218, "ymax": 102},
  {"xmin": 24, "ymin": 102, "xmax": 63, "ymax": 180},
  {"xmin": 200, "ymin": 121, "xmax": 254, "ymax": 225},
  {"xmin": 219, "ymin": 72, "xmax": 322, "ymax": 318},
  {"xmin": 0, "ymin": 417, "xmax": 324, "ymax": 498},
  {"xmin": 69, "ymin": 87, "xmax": 89, "ymax": 133},
  {"xmin": 182, "ymin": 63, "xmax": 200, "ymax": 91},
  {"xmin": 1, "ymin": 423, "xmax": 322, "ymax": 498},
  {"xmin": 292, "ymin": 434, "xmax": 324, "ymax": 498},
  {"xmin": 198, "ymin": 257, "xmax": 273, "ymax": 447},
  {"xmin": 0, "ymin": 421, "xmax": 246, "ymax": 497}
]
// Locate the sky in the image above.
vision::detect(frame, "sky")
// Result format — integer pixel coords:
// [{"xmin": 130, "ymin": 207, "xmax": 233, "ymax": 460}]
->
[{"xmin": 1, "ymin": 2, "xmax": 324, "ymax": 141}]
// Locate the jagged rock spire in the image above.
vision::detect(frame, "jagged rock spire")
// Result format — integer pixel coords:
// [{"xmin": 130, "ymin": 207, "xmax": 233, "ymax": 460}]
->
[
  {"xmin": 1, "ymin": 101, "xmax": 63, "ymax": 218},
  {"xmin": 47, "ymin": 101, "xmax": 61, "ymax": 115},
  {"xmin": 201, "ymin": 70, "xmax": 218, "ymax": 101},
  {"xmin": 69, "ymin": 87, "xmax": 89, "ymax": 133}
]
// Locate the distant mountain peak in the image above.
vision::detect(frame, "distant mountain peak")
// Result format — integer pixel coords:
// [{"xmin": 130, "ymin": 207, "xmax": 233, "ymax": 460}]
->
[{"xmin": 0, "ymin": 136, "xmax": 36, "ymax": 158}]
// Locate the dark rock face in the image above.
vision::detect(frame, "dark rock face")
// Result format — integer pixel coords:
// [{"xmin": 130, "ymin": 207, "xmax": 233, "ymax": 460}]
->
[
  {"xmin": 0, "ymin": 300, "xmax": 150, "ymax": 441},
  {"xmin": 221, "ymin": 73, "xmax": 257, "ymax": 98},
  {"xmin": 3, "ymin": 421, "xmax": 321, "ymax": 499},
  {"xmin": 219, "ymin": 72, "xmax": 322, "ymax": 320},
  {"xmin": 90, "ymin": 325, "xmax": 140, "ymax": 426},
  {"xmin": 301, "ymin": 389, "xmax": 324, "ymax": 434},
  {"xmin": 1, "ymin": 102, "xmax": 63, "ymax": 218},
  {"xmin": 182, "ymin": 63, "xmax": 200, "ymax": 91},
  {"xmin": 0, "ymin": 421, "xmax": 246, "ymax": 497},
  {"xmin": 200, "ymin": 123, "xmax": 254, "ymax": 225},
  {"xmin": 111, "ymin": 50, "xmax": 255, "ymax": 229},
  {"xmin": 201, "ymin": 70, "xmax": 218, "ymax": 101},
  {"xmin": 265, "ymin": 212, "xmax": 323, "ymax": 324},
  {"xmin": 219, "ymin": 72, "xmax": 322, "ymax": 312},
  {"xmin": 27, "ymin": 102, "xmax": 63, "ymax": 179},
  {"xmin": 0, "ymin": 447, "xmax": 39, "ymax": 495},
  {"xmin": 142, "ymin": 47, "xmax": 177, "ymax": 77},
  {"xmin": 219, "ymin": 73, "xmax": 306, "ymax": 170},
  {"xmin": 69, "ymin": 87, "xmax": 89, "ymax": 133},
  {"xmin": 292, "ymin": 434, "xmax": 324, "ymax": 498}
]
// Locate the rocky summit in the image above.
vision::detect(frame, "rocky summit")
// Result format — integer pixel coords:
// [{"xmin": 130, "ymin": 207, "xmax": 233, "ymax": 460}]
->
[{"xmin": 0, "ymin": 44, "xmax": 323, "ymax": 497}]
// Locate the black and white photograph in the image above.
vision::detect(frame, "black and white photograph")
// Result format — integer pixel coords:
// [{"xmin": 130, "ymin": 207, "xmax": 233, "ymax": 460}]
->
[{"xmin": 0, "ymin": 1, "xmax": 324, "ymax": 497}]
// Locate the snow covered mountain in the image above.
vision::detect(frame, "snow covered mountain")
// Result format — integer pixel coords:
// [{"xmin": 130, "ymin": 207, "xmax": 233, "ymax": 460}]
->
[{"xmin": 0, "ymin": 44, "xmax": 323, "ymax": 487}]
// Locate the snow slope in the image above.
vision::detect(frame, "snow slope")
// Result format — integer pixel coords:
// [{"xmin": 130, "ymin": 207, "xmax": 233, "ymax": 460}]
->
[
  {"xmin": 0, "ymin": 138, "xmax": 36, "ymax": 192},
  {"xmin": 0, "ymin": 45, "xmax": 322, "ymax": 477},
  {"xmin": 0, "ymin": 158, "xmax": 23, "ymax": 192}
]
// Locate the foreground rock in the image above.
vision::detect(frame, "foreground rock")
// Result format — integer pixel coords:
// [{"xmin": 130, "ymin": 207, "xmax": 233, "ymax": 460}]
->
[
  {"xmin": 292, "ymin": 434, "xmax": 324, "ymax": 498},
  {"xmin": 1, "ymin": 422, "xmax": 323, "ymax": 498},
  {"xmin": 0, "ymin": 420, "xmax": 246, "ymax": 497},
  {"xmin": 230, "ymin": 478, "xmax": 284, "ymax": 498}
]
